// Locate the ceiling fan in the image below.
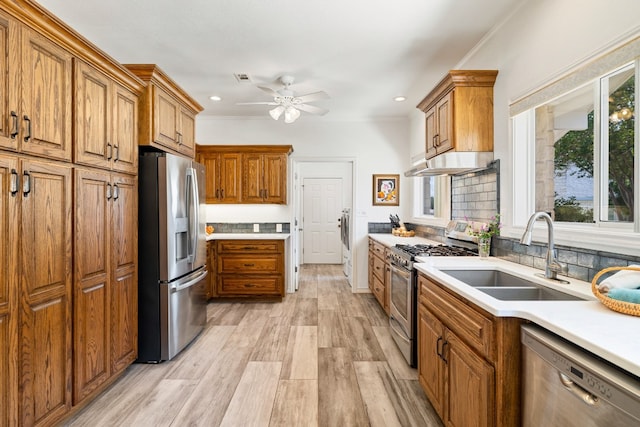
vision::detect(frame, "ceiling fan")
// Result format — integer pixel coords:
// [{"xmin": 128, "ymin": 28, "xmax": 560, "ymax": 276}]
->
[{"xmin": 238, "ymin": 75, "xmax": 330, "ymax": 123}]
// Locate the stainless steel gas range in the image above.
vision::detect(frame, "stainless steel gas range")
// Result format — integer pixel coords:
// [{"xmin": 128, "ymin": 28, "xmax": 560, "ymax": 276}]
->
[{"xmin": 387, "ymin": 226, "xmax": 477, "ymax": 367}]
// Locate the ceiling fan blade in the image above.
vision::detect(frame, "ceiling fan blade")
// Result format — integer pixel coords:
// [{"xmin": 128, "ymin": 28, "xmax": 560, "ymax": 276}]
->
[
  {"xmin": 236, "ymin": 101, "xmax": 279, "ymax": 105},
  {"xmin": 257, "ymin": 85, "xmax": 281, "ymax": 97},
  {"xmin": 295, "ymin": 91, "xmax": 330, "ymax": 103},
  {"xmin": 296, "ymin": 103, "xmax": 329, "ymax": 116}
]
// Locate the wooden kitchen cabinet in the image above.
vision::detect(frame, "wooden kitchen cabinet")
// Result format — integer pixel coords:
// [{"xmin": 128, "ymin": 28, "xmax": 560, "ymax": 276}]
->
[
  {"xmin": 75, "ymin": 60, "xmax": 139, "ymax": 175},
  {"xmin": 196, "ymin": 145, "xmax": 292, "ymax": 204},
  {"xmin": 73, "ymin": 169, "xmax": 137, "ymax": 404},
  {"xmin": 0, "ymin": 12, "xmax": 73, "ymax": 161},
  {"xmin": 125, "ymin": 64, "xmax": 202, "ymax": 159},
  {"xmin": 368, "ymin": 238, "xmax": 389, "ymax": 314},
  {"xmin": 206, "ymin": 241, "xmax": 217, "ymax": 298},
  {"xmin": 417, "ymin": 272, "xmax": 521, "ymax": 427},
  {"xmin": 216, "ymin": 240, "xmax": 285, "ymax": 298},
  {"xmin": 418, "ymin": 70, "xmax": 497, "ymax": 160},
  {"xmin": 197, "ymin": 148, "xmax": 242, "ymax": 203},
  {"xmin": 19, "ymin": 158, "xmax": 73, "ymax": 426}
]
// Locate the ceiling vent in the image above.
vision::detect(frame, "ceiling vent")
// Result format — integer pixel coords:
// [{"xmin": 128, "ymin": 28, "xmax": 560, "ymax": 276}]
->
[{"xmin": 234, "ymin": 73, "xmax": 252, "ymax": 83}]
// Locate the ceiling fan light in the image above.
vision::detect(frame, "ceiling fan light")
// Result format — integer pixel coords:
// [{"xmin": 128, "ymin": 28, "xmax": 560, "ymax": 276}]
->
[
  {"xmin": 269, "ymin": 106, "xmax": 285, "ymax": 120},
  {"xmin": 284, "ymin": 106, "xmax": 301, "ymax": 124}
]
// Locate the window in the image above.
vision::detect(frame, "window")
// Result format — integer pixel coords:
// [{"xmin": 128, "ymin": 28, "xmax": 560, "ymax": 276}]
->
[
  {"xmin": 414, "ymin": 175, "xmax": 450, "ymax": 220},
  {"xmin": 422, "ymin": 176, "xmax": 435, "ymax": 216},
  {"xmin": 533, "ymin": 62, "xmax": 637, "ymax": 227}
]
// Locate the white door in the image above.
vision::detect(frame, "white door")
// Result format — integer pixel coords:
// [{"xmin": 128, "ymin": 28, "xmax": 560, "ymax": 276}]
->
[{"xmin": 302, "ymin": 178, "xmax": 342, "ymax": 264}]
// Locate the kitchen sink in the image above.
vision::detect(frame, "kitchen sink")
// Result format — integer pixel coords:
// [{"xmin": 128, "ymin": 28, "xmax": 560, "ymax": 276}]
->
[
  {"xmin": 439, "ymin": 269, "xmax": 540, "ymax": 288},
  {"xmin": 475, "ymin": 286, "xmax": 585, "ymax": 301}
]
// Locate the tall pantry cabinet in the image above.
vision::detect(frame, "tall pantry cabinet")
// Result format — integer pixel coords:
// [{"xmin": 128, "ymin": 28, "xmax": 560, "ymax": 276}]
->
[{"xmin": 0, "ymin": 1, "xmax": 144, "ymax": 425}]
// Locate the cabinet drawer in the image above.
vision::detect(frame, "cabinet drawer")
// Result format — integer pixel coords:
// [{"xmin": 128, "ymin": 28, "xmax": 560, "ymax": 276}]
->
[
  {"xmin": 218, "ymin": 276, "xmax": 282, "ymax": 295},
  {"xmin": 371, "ymin": 254, "xmax": 386, "ymax": 282},
  {"xmin": 369, "ymin": 239, "xmax": 386, "ymax": 258},
  {"xmin": 371, "ymin": 274, "xmax": 385, "ymax": 307},
  {"xmin": 217, "ymin": 240, "xmax": 281, "ymax": 253},
  {"xmin": 421, "ymin": 276, "xmax": 494, "ymax": 359},
  {"xmin": 218, "ymin": 255, "xmax": 282, "ymax": 274}
]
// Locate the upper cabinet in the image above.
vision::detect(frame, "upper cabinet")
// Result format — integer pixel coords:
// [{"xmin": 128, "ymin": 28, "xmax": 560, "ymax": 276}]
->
[
  {"xmin": 74, "ymin": 60, "xmax": 138, "ymax": 174},
  {"xmin": 124, "ymin": 64, "xmax": 202, "ymax": 159},
  {"xmin": 417, "ymin": 70, "xmax": 497, "ymax": 160},
  {"xmin": 197, "ymin": 145, "xmax": 293, "ymax": 205},
  {"xmin": 0, "ymin": 11, "xmax": 73, "ymax": 161}
]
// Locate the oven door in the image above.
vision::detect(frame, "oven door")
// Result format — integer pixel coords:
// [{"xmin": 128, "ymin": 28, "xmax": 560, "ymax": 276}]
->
[{"xmin": 388, "ymin": 261, "xmax": 415, "ymax": 366}]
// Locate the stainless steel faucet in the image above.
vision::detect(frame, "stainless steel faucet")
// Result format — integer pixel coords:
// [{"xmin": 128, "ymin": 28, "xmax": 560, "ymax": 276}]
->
[{"xmin": 520, "ymin": 211, "xmax": 568, "ymax": 280}]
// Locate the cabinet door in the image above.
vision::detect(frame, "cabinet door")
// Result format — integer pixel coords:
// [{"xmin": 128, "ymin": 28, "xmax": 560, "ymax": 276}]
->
[
  {"xmin": 74, "ymin": 61, "xmax": 111, "ymax": 170},
  {"xmin": 0, "ymin": 154, "xmax": 18, "ymax": 426},
  {"xmin": 0, "ymin": 12, "xmax": 19, "ymax": 152},
  {"xmin": 110, "ymin": 174, "xmax": 138, "ymax": 372},
  {"xmin": 424, "ymin": 105, "xmax": 438, "ymax": 159},
  {"xmin": 241, "ymin": 153, "xmax": 263, "ymax": 203},
  {"xmin": 263, "ymin": 153, "xmax": 286, "ymax": 203},
  {"xmin": 112, "ymin": 84, "xmax": 138, "ymax": 174},
  {"xmin": 435, "ymin": 91, "xmax": 453, "ymax": 154},
  {"xmin": 206, "ymin": 241, "xmax": 216, "ymax": 298},
  {"xmin": 220, "ymin": 152, "xmax": 241, "ymax": 203},
  {"xmin": 153, "ymin": 85, "xmax": 179, "ymax": 148},
  {"xmin": 19, "ymin": 159, "xmax": 72, "ymax": 426},
  {"xmin": 444, "ymin": 331, "xmax": 494, "ymax": 427},
  {"xmin": 20, "ymin": 28, "xmax": 73, "ymax": 161},
  {"xmin": 200, "ymin": 153, "xmax": 220, "ymax": 203},
  {"xmin": 178, "ymin": 107, "xmax": 195, "ymax": 158},
  {"xmin": 73, "ymin": 168, "xmax": 111, "ymax": 403},
  {"xmin": 418, "ymin": 306, "xmax": 445, "ymax": 419}
]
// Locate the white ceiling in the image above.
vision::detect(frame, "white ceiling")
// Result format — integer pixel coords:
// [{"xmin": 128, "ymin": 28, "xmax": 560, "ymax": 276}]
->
[{"xmin": 38, "ymin": 0, "xmax": 524, "ymax": 121}]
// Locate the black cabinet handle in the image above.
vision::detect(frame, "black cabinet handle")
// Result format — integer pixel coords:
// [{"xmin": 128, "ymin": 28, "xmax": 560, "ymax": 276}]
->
[
  {"xmin": 10, "ymin": 111, "xmax": 18, "ymax": 139},
  {"xmin": 22, "ymin": 171, "xmax": 30, "ymax": 197},
  {"xmin": 221, "ymin": 189, "xmax": 224, "ymax": 198},
  {"xmin": 114, "ymin": 145, "xmax": 119, "ymax": 162},
  {"xmin": 107, "ymin": 143, "xmax": 112, "ymax": 160},
  {"xmin": 23, "ymin": 115, "xmax": 31, "ymax": 142},
  {"xmin": 106, "ymin": 183, "xmax": 112, "ymax": 200},
  {"xmin": 215, "ymin": 189, "xmax": 219, "ymax": 199},
  {"xmin": 113, "ymin": 183, "xmax": 119, "ymax": 200},
  {"xmin": 9, "ymin": 169, "xmax": 18, "ymax": 196},
  {"xmin": 244, "ymin": 283, "xmax": 255, "ymax": 288},
  {"xmin": 244, "ymin": 263, "xmax": 255, "ymax": 267},
  {"xmin": 441, "ymin": 340, "xmax": 449, "ymax": 364},
  {"xmin": 436, "ymin": 336, "xmax": 443, "ymax": 359}
]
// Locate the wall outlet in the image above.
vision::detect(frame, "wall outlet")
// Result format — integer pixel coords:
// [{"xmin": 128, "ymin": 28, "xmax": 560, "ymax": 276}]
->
[
  {"xmin": 276, "ymin": 223, "xmax": 282, "ymax": 232},
  {"xmin": 253, "ymin": 223, "xmax": 260, "ymax": 232}
]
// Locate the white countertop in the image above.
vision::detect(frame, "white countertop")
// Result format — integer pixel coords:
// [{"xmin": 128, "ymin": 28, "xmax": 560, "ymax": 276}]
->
[
  {"xmin": 368, "ymin": 233, "xmax": 442, "ymax": 247},
  {"xmin": 413, "ymin": 257, "xmax": 640, "ymax": 378},
  {"xmin": 206, "ymin": 233, "xmax": 290, "ymax": 241}
]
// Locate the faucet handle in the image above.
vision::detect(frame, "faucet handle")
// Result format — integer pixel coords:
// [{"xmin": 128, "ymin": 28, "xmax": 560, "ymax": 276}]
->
[{"xmin": 549, "ymin": 259, "xmax": 568, "ymax": 275}]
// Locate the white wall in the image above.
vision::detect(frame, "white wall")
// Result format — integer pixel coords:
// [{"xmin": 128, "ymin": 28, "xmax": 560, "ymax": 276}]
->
[{"xmin": 197, "ymin": 116, "xmax": 410, "ymax": 292}]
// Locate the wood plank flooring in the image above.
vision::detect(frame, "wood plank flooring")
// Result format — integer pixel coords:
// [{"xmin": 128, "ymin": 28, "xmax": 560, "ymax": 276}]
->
[{"xmin": 64, "ymin": 264, "xmax": 442, "ymax": 426}]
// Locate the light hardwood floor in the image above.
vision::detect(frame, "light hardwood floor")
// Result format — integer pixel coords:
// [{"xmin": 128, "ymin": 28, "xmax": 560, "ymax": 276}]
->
[{"xmin": 64, "ymin": 264, "xmax": 443, "ymax": 426}]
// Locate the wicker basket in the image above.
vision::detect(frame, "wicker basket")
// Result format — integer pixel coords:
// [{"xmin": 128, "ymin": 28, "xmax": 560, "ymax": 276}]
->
[{"xmin": 591, "ymin": 266, "xmax": 640, "ymax": 317}]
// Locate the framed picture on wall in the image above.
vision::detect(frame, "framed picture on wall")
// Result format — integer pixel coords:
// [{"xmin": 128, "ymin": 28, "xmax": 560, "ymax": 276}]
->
[{"xmin": 372, "ymin": 174, "xmax": 399, "ymax": 206}]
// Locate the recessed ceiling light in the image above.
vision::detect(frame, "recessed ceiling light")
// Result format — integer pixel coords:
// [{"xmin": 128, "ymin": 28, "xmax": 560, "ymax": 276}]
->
[
  {"xmin": 393, "ymin": 96, "xmax": 407, "ymax": 102},
  {"xmin": 209, "ymin": 95, "xmax": 222, "ymax": 101}
]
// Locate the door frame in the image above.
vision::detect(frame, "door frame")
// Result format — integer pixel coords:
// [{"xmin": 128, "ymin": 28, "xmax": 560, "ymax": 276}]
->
[{"xmin": 291, "ymin": 157, "xmax": 356, "ymax": 292}]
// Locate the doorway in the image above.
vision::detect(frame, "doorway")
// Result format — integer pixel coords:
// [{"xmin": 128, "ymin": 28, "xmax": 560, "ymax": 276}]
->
[{"xmin": 292, "ymin": 159, "xmax": 354, "ymax": 292}]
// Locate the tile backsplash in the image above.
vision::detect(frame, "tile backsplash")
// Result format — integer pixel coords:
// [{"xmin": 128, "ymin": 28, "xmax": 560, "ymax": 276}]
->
[{"xmin": 207, "ymin": 222, "xmax": 290, "ymax": 234}]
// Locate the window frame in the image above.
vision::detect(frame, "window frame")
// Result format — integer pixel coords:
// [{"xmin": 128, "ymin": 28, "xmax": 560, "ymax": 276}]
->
[{"xmin": 506, "ymin": 56, "xmax": 640, "ymax": 256}]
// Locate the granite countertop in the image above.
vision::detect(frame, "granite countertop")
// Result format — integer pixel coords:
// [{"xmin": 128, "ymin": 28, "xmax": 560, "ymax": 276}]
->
[
  {"xmin": 206, "ymin": 233, "xmax": 290, "ymax": 241},
  {"xmin": 413, "ymin": 257, "xmax": 640, "ymax": 378}
]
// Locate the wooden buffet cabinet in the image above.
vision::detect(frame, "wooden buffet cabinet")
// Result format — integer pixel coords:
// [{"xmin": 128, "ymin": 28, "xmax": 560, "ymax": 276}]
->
[
  {"xmin": 417, "ymin": 70, "xmax": 498, "ymax": 160},
  {"xmin": 417, "ymin": 273, "xmax": 521, "ymax": 427},
  {"xmin": 212, "ymin": 240, "xmax": 286, "ymax": 299},
  {"xmin": 196, "ymin": 145, "xmax": 292, "ymax": 204},
  {"xmin": 0, "ymin": 1, "xmax": 146, "ymax": 425}
]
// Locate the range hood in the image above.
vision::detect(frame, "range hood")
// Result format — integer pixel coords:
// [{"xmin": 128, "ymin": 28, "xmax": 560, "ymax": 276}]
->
[{"xmin": 404, "ymin": 152, "xmax": 494, "ymax": 177}]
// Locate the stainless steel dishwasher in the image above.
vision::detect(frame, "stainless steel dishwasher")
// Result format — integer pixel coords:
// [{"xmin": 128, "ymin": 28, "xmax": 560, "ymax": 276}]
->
[{"xmin": 521, "ymin": 325, "xmax": 640, "ymax": 427}]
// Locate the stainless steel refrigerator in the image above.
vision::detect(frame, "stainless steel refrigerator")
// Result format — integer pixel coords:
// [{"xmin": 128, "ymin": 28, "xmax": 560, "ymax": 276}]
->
[{"xmin": 137, "ymin": 151, "xmax": 208, "ymax": 362}]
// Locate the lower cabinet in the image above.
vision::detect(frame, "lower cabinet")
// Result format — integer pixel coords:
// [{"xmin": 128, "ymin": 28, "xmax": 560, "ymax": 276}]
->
[
  {"xmin": 417, "ymin": 273, "xmax": 521, "ymax": 427},
  {"xmin": 368, "ymin": 238, "xmax": 389, "ymax": 314},
  {"xmin": 206, "ymin": 240, "xmax": 217, "ymax": 299},
  {"xmin": 215, "ymin": 240, "xmax": 285, "ymax": 298},
  {"xmin": 73, "ymin": 169, "xmax": 137, "ymax": 404}
]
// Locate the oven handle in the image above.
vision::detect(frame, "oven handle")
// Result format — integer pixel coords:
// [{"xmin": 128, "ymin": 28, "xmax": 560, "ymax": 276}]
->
[
  {"xmin": 389, "ymin": 315, "xmax": 410, "ymax": 342},
  {"xmin": 389, "ymin": 262, "xmax": 412, "ymax": 277}
]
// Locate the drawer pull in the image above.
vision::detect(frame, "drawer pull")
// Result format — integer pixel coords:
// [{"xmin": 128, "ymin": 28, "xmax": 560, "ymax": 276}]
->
[
  {"xmin": 10, "ymin": 111, "xmax": 18, "ymax": 139},
  {"xmin": 244, "ymin": 263, "xmax": 255, "ymax": 267},
  {"xmin": 244, "ymin": 283, "xmax": 255, "ymax": 288},
  {"xmin": 243, "ymin": 246, "xmax": 259, "ymax": 250}
]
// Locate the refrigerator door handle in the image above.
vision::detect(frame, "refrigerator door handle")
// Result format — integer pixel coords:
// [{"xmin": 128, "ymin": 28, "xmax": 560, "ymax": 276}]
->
[
  {"xmin": 170, "ymin": 269, "xmax": 208, "ymax": 293},
  {"xmin": 185, "ymin": 167, "xmax": 198, "ymax": 264}
]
